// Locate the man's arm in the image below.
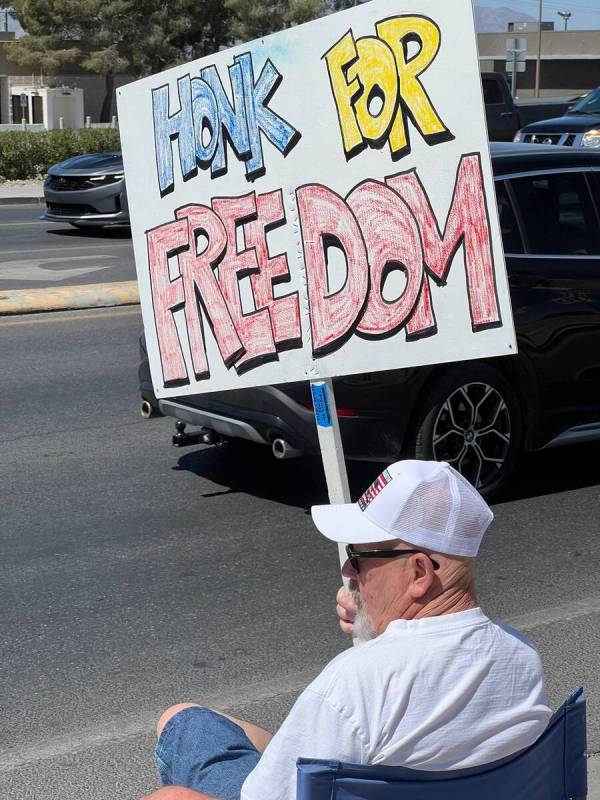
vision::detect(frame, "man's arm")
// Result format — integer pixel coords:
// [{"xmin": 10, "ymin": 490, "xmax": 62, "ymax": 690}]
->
[{"xmin": 141, "ymin": 787, "xmax": 218, "ymax": 800}]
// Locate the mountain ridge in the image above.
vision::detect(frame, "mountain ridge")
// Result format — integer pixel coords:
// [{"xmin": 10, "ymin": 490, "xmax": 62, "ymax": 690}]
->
[{"xmin": 475, "ymin": 5, "xmax": 537, "ymax": 33}]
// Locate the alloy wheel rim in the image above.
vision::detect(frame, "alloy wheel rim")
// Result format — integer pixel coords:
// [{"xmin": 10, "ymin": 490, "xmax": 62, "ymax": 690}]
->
[{"xmin": 431, "ymin": 382, "xmax": 511, "ymax": 490}]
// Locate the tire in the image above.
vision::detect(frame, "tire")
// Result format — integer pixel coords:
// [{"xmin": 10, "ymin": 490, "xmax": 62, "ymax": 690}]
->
[{"xmin": 411, "ymin": 364, "xmax": 522, "ymax": 499}]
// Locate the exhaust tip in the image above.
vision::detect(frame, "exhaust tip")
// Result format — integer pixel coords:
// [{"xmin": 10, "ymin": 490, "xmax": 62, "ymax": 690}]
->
[
  {"xmin": 272, "ymin": 438, "xmax": 303, "ymax": 460},
  {"xmin": 140, "ymin": 400, "xmax": 154, "ymax": 419}
]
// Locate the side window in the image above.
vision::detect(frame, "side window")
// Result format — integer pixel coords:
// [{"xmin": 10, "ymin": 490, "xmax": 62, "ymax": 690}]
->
[
  {"xmin": 510, "ymin": 172, "xmax": 600, "ymax": 256},
  {"xmin": 482, "ymin": 78, "xmax": 503, "ymax": 105},
  {"xmin": 494, "ymin": 180, "xmax": 523, "ymax": 254}
]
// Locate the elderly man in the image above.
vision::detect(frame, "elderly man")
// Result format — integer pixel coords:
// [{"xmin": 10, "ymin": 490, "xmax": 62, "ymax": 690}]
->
[{"xmin": 142, "ymin": 460, "xmax": 551, "ymax": 800}]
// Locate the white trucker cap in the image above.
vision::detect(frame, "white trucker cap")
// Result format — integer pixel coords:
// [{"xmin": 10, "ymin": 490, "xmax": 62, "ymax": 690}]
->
[{"xmin": 311, "ymin": 460, "xmax": 493, "ymax": 557}]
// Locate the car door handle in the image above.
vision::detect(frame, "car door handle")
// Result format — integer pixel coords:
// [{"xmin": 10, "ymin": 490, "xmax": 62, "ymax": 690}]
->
[{"xmin": 500, "ymin": 112, "xmax": 514, "ymax": 117}]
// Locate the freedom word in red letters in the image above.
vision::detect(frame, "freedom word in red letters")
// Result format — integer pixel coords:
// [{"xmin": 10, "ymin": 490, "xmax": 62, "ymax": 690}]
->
[{"xmin": 146, "ymin": 152, "xmax": 500, "ymax": 387}]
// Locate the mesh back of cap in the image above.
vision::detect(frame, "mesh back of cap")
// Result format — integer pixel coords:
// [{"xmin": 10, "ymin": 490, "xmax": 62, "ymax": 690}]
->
[{"xmin": 387, "ymin": 470, "xmax": 489, "ymax": 554}]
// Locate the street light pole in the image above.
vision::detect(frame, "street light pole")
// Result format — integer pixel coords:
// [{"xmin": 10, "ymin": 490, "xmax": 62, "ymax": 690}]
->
[
  {"xmin": 535, "ymin": 0, "xmax": 543, "ymax": 97},
  {"xmin": 558, "ymin": 10, "xmax": 571, "ymax": 31}
]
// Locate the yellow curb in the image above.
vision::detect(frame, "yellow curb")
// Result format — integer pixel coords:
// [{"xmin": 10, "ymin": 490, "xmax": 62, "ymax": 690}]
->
[{"xmin": 0, "ymin": 280, "xmax": 140, "ymax": 316}]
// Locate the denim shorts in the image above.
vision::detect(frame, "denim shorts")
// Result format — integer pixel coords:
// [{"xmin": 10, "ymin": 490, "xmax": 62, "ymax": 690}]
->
[{"xmin": 155, "ymin": 706, "xmax": 262, "ymax": 800}]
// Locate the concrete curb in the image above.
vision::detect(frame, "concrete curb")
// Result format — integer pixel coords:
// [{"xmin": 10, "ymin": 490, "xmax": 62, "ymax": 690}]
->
[
  {"xmin": 0, "ymin": 280, "xmax": 139, "ymax": 316},
  {"xmin": 0, "ymin": 196, "xmax": 44, "ymax": 206}
]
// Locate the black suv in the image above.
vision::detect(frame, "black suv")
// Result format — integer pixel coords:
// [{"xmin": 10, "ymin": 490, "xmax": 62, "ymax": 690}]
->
[
  {"xmin": 140, "ymin": 142, "xmax": 600, "ymax": 498},
  {"xmin": 515, "ymin": 86, "xmax": 600, "ymax": 149}
]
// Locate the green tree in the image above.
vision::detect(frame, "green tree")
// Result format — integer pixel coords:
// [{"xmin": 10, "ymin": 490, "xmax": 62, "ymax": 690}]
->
[
  {"xmin": 6, "ymin": 0, "xmax": 231, "ymax": 121},
  {"xmin": 328, "ymin": 0, "xmax": 357, "ymax": 10},
  {"xmin": 225, "ymin": 0, "xmax": 330, "ymax": 42}
]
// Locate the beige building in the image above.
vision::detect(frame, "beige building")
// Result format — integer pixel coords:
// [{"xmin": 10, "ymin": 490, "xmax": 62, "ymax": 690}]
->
[
  {"xmin": 0, "ymin": 32, "xmax": 131, "ymax": 125},
  {"xmin": 477, "ymin": 29, "xmax": 600, "ymax": 96}
]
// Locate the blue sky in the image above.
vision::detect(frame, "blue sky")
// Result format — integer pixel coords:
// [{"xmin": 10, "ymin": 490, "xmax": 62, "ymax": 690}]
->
[{"xmin": 477, "ymin": 0, "xmax": 600, "ymax": 30}]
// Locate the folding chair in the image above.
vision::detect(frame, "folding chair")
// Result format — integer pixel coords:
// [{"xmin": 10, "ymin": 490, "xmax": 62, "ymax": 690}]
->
[{"xmin": 297, "ymin": 688, "xmax": 586, "ymax": 799}]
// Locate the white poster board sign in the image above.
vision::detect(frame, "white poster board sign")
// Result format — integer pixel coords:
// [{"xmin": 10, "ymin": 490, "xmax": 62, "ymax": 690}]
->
[{"xmin": 118, "ymin": 0, "xmax": 516, "ymax": 400}]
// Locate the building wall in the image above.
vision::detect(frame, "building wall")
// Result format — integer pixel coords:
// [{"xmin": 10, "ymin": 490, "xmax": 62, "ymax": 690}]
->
[
  {"xmin": 478, "ymin": 30, "xmax": 600, "ymax": 60},
  {"xmin": 488, "ymin": 58, "xmax": 600, "ymax": 96},
  {"xmin": 0, "ymin": 40, "xmax": 132, "ymax": 123},
  {"xmin": 478, "ymin": 29, "xmax": 600, "ymax": 96},
  {"xmin": 40, "ymin": 74, "xmax": 133, "ymax": 121}
]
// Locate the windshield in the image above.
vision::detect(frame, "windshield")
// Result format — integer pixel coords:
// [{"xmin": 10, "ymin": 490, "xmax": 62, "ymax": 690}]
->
[{"xmin": 570, "ymin": 87, "xmax": 600, "ymax": 115}]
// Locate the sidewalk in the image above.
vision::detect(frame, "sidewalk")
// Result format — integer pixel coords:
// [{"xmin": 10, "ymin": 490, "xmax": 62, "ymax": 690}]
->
[{"xmin": 0, "ymin": 178, "xmax": 44, "ymax": 205}]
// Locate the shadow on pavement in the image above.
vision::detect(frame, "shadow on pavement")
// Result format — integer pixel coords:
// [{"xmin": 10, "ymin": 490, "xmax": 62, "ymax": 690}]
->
[
  {"xmin": 495, "ymin": 441, "xmax": 600, "ymax": 505},
  {"xmin": 173, "ymin": 443, "xmax": 384, "ymax": 510},
  {"xmin": 174, "ymin": 439, "xmax": 600, "ymax": 510}
]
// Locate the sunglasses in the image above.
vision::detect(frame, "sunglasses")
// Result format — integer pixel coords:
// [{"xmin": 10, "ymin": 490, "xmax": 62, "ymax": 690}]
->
[{"xmin": 345, "ymin": 544, "xmax": 440, "ymax": 574}]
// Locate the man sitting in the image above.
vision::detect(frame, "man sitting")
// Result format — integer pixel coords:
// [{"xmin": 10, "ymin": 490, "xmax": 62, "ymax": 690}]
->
[{"xmin": 142, "ymin": 460, "xmax": 551, "ymax": 800}]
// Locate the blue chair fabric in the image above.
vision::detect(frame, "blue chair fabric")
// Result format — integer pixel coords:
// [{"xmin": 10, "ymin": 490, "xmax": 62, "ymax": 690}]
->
[{"xmin": 296, "ymin": 688, "xmax": 587, "ymax": 800}]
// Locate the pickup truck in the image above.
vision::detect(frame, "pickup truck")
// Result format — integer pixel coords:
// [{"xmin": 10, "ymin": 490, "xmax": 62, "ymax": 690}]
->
[{"xmin": 482, "ymin": 72, "xmax": 573, "ymax": 141}]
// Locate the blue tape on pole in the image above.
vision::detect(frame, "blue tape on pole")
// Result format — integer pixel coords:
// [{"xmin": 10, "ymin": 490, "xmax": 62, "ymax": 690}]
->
[{"xmin": 311, "ymin": 383, "xmax": 332, "ymax": 428}]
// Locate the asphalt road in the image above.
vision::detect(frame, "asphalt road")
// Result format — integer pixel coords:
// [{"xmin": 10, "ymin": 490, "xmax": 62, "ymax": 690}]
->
[
  {"xmin": 2, "ymin": 307, "xmax": 600, "ymax": 799},
  {"xmin": 0, "ymin": 204, "xmax": 134, "ymax": 289}
]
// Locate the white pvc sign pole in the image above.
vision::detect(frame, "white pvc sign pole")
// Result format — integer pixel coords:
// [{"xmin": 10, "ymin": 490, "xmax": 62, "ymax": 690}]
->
[
  {"xmin": 310, "ymin": 379, "xmax": 359, "ymax": 646},
  {"xmin": 310, "ymin": 379, "xmax": 352, "ymax": 569}
]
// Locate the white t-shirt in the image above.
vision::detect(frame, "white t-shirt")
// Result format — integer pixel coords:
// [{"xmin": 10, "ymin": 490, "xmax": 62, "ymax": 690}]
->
[{"xmin": 240, "ymin": 608, "xmax": 551, "ymax": 800}]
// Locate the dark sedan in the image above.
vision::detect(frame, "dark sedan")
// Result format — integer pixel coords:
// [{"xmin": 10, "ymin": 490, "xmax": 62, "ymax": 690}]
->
[
  {"xmin": 43, "ymin": 151, "xmax": 129, "ymax": 228},
  {"xmin": 140, "ymin": 143, "xmax": 600, "ymax": 498},
  {"xmin": 515, "ymin": 86, "xmax": 600, "ymax": 149}
]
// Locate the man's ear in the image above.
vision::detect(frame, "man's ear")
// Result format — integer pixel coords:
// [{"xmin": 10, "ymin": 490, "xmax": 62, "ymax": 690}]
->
[{"xmin": 407, "ymin": 554, "xmax": 435, "ymax": 599}]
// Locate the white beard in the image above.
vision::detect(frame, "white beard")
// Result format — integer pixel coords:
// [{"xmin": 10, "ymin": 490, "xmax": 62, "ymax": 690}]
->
[{"xmin": 349, "ymin": 580, "xmax": 377, "ymax": 644}]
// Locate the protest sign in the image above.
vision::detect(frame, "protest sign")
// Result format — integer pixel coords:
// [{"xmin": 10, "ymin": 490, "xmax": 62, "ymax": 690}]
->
[{"xmin": 118, "ymin": 0, "xmax": 516, "ymax": 405}]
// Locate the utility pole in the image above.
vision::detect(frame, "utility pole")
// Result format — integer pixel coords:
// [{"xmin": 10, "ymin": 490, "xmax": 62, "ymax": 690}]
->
[{"xmin": 535, "ymin": 0, "xmax": 543, "ymax": 97}]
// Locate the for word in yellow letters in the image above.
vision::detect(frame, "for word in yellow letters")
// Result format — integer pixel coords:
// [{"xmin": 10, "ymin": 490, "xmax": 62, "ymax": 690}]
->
[{"xmin": 323, "ymin": 15, "xmax": 454, "ymax": 160}]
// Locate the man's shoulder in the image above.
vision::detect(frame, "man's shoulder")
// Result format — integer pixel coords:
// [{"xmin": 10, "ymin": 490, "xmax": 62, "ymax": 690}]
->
[
  {"xmin": 490, "ymin": 618, "xmax": 544, "ymax": 660},
  {"xmin": 308, "ymin": 636, "xmax": 394, "ymax": 696}
]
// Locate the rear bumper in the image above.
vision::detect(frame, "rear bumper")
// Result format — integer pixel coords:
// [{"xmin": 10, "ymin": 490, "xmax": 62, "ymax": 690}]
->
[
  {"xmin": 160, "ymin": 389, "xmax": 318, "ymax": 454},
  {"xmin": 158, "ymin": 392, "xmax": 405, "ymax": 462},
  {"xmin": 159, "ymin": 399, "xmax": 271, "ymax": 445},
  {"xmin": 140, "ymin": 338, "xmax": 410, "ymax": 462}
]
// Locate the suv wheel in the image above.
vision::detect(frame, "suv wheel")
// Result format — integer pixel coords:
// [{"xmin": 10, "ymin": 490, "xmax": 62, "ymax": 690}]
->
[{"xmin": 412, "ymin": 365, "xmax": 522, "ymax": 499}]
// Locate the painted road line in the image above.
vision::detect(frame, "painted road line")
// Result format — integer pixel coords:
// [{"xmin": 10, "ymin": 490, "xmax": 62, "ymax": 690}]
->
[
  {"xmin": 507, "ymin": 595, "xmax": 600, "ymax": 632},
  {"xmin": 0, "ymin": 256, "xmax": 116, "ymax": 282},
  {"xmin": 0, "ymin": 280, "xmax": 139, "ymax": 315},
  {"xmin": 0, "ymin": 308, "xmax": 140, "ymax": 327},
  {"xmin": 0, "ymin": 221, "xmax": 53, "ymax": 227},
  {"xmin": 0, "ymin": 244, "xmax": 131, "ymax": 256}
]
